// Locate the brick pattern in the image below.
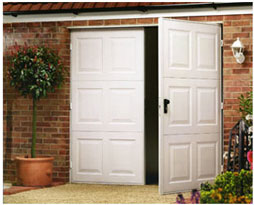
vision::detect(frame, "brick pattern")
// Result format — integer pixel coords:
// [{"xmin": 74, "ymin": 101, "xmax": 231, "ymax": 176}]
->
[{"xmin": 3, "ymin": 14, "xmax": 252, "ymax": 183}]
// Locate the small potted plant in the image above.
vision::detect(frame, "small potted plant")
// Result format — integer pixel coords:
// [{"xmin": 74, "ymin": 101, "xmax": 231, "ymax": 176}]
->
[{"xmin": 8, "ymin": 43, "xmax": 65, "ymax": 186}]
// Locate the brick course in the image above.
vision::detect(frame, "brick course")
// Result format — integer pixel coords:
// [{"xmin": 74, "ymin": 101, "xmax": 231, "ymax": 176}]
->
[{"xmin": 3, "ymin": 14, "xmax": 253, "ymax": 183}]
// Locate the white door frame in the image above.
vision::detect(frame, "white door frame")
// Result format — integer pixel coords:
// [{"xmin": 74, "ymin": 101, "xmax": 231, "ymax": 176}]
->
[{"xmin": 69, "ymin": 22, "xmax": 223, "ymax": 188}]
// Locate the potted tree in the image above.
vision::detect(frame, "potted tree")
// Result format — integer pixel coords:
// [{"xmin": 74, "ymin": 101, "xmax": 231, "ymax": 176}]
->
[{"xmin": 8, "ymin": 43, "xmax": 65, "ymax": 186}]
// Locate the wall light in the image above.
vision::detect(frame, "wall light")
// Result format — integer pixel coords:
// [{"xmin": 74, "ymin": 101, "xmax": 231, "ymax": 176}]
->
[{"xmin": 231, "ymin": 37, "xmax": 245, "ymax": 64}]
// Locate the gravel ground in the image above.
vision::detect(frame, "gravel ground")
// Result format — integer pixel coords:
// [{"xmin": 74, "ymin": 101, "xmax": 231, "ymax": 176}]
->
[{"xmin": 4, "ymin": 183, "xmax": 190, "ymax": 204}]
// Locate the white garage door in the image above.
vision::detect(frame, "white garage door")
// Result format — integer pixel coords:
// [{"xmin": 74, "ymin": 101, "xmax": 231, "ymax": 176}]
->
[
  {"xmin": 159, "ymin": 19, "xmax": 221, "ymax": 193},
  {"xmin": 71, "ymin": 29, "xmax": 144, "ymax": 184}
]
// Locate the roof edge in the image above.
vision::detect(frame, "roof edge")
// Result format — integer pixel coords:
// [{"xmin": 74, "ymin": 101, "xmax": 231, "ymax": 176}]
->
[{"xmin": 3, "ymin": 2, "xmax": 253, "ymax": 17}]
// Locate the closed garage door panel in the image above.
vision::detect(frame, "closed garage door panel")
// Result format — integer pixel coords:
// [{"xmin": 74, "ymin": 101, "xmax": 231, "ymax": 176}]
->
[{"xmin": 71, "ymin": 29, "xmax": 144, "ymax": 184}]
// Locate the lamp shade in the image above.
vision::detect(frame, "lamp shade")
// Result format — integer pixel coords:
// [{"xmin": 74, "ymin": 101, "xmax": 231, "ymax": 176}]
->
[
  {"xmin": 231, "ymin": 37, "xmax": 244, "ymax": 49},
  {"xmin": 231, "ymin": 37, "xmax": 245, "ymax": 64}
]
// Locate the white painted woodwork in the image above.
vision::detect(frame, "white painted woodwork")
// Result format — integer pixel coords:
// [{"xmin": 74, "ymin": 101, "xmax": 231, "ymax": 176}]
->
[
  {"xmin": 71, "ymin": 28, "xmax": 144, "ymax": 184},
  {"xmin": 72, "ymin": 29, "xmax": 143, "ymax": 81},
  {"xmin": 159, "ymin": 18, "xmax": 221, "ymax": 194}
]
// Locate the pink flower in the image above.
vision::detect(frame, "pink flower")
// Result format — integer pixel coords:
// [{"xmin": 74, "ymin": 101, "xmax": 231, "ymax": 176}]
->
[{"xmin": 247, "ymin": 151, "xmax": 253, "ymax": 169}]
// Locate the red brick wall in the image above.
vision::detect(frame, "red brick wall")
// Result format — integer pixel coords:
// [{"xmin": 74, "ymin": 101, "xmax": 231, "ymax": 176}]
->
[{"xmin": 3, "ymin": 14, "xmax": 252, "ymax": 183}]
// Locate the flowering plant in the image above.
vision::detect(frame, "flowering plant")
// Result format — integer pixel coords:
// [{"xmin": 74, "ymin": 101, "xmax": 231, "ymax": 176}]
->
[
  {"xmin": 200, "ymin": 170, "xmax": 252, "ymax": 204},
  {"xmin": 8, "ymin": 43, "xmax": 65, "ymax": 158},
  {"xmin": 8, "ymin": 43, "xmax": 65, "ymax": 100},
  {"xmin": 239, "ymin": 91, "xmax": 252, "ymax": 127},
  {"xmin": 247, "ymin": 151, "xmax": 253, "ymax": 169}
]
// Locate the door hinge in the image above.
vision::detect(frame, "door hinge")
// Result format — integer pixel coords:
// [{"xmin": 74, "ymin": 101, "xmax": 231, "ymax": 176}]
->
[
  {"xmin": 221, "ymin": 102, "xmax": 224, "ymax": 110},
  {"xmin": 220, "ymin": 40, "xmax": 223, "ymax": 47},
  {"xmin": 70, "ymin": 161, "xmax": 72, "ymax": 169},
  {"xmin": 221, "ymin": 165, "xmax": 224, "ymax": 173},
  {"xmin": 70, "ymin": 43, "xmax": 72, "ymax": 51},
  {"xmin": 70, "ymin": 102, "xmax": 72, "ymax": 110}
]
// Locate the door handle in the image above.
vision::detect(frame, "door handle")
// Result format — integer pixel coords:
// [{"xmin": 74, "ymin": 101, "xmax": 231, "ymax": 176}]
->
[{"xmin": 164, "ymin": 99, "xmax": 170, "ymax": 114}]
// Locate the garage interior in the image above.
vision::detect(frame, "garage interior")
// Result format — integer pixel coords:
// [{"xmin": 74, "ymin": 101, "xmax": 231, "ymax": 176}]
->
[{"xmin": 144, "ymin": 27, "xmax": 158, "ymax": 185}]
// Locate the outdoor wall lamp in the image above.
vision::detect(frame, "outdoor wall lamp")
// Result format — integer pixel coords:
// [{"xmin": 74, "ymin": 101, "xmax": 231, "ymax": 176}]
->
[{"xmin": 231, "ymin": 37, "xmax": 245, "ymax": 64}]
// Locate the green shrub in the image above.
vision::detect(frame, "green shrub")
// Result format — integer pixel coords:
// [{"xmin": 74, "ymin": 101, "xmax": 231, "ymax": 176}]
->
[
  {"xmin": 200, "ymin": 170, "xmax": 252, "ymax": 204},
  {"xmin": 238, "ymin": 91, "xmax": 253, "ymax": 127}
]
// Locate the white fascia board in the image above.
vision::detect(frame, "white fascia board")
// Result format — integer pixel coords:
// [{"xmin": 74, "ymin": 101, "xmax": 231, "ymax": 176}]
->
[{"xmin": 3, "ymin": 6, "xmax": 252, "ymax": 24}]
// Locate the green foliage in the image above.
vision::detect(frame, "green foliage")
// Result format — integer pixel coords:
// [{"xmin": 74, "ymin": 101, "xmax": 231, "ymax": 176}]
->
[
  {"xmin": 8, "ymin": 44, "xmax": 65, "ymax": 100},
  {"xmin": 200, "ymin": 170, "xmax": 253, "ymax": 204},
  {"xmin": 200, "ymin": 181, "xmax": 213, "ymax": 191},
  {"xmin": 239, "ymin": 91, "xmax": 252, "ymax": 120},
  {"xmin": 8, "ymin": 43, "xmax": 65, "ymax": 158}
]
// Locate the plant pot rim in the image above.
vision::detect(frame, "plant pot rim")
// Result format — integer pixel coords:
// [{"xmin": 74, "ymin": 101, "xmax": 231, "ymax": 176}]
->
[{"xmin": 16, "ymin": 156, "xmax": 54, "ymax": 162}]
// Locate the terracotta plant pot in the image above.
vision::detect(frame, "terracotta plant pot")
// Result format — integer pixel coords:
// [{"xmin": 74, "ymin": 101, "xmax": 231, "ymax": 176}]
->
[{"xmin": 16, "ymin": 156, "xmax": 54, "ymax": 187}]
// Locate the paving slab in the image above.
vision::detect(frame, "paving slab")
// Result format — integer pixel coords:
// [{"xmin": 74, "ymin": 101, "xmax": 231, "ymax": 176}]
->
[{"xmin": 3, "ymin": 182, "xmax": 65, "ymax": 195}]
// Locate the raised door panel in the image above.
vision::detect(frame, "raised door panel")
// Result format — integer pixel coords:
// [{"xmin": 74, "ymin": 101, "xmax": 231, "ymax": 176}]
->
[
  {"xmin": 72, "ymin": 81, "xmax": 105, "ymax": 131},
  {"xmin": 72, "ymin": 132, "xmax": 104, "ymax": 182},
  {"xmin": 163, "ymin": 134, "xmax": 220, "ymax": 192},
  {"xmin": 71, "ymin": 31, "xmax": 104, "ymax": 81},
  {"xmin": 163, "ymin": 135, "xmax": 195, "ymax": 191},
  {"xmin": 197, "ymin": 137, "xmax": 219, "ymax": 181},
  {"xmin": 72, "ymin": 29, "xmax": 144, "ymax": 81},
  {"xmin": 163, "ymin": 79, "xmax": 194, "ymax": 134},
  {"xmin": 197, "ymin": 32, "xmax": 218, "ymax": 72},
  {"xmin": 104, "ymin": 132, "xmax": 144, "ymax": 184},
  {"xmin": 77, "ymin": 38, "xmax": 103, "ymax": 73},
  {"xmin": 167, "ymin": 29, "xmax": 191, "ymax": 71},
  {"xmin": 195, "ymin": 80, "xmax": 219, "ymax": 133},
  {"xmin": 104, "ymin": 29, "xmax": 144, "ymax": 81},
  {"xmin": 105, "ymin": 82, "xmax": 144, "ymax": 132},
  {"xmin": 162, "ymin": 20, "xmax": 220, "ymax": 80},
  {"xmin": 163, "ymin": 79, "xmax": 219, "ymax": 134},
  {"xmin": 109, "ymin": 38, "xmax": 136, "ymax": 73},
  {"xmin": 197, "ymin": 88, "xmax": 217, "ymax": 125},
  {"xmin": 168, "ymin": 144, "xmax": 191, "ymax": 182}
]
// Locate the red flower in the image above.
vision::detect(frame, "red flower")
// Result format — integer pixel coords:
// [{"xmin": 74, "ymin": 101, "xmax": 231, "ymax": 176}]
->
[
  {"xmin": 33, "ymin": 45, "xmax": 38, "ymax": 53},
  {"xmin": 247, "ymin": 151, "xmax": 253, "ymax": 169},
  {"xmin": 33, "ymin": 56, "xmax": 37, "ymax": 62}
]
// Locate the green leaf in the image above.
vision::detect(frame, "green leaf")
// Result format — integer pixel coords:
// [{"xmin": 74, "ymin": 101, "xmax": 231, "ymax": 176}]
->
[{"xmin": 8, "ymin": 44, "xmax": 65, "ymax": 100}]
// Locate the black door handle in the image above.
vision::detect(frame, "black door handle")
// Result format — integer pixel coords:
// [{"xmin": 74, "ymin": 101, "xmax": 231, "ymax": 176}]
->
[{"xmin": 164, "ymin": 99, "xmax": 170, "ymax": 113}]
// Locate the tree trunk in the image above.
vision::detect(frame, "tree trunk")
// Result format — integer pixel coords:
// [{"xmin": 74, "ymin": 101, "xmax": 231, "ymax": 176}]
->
[{"xmin": 31, "ymin": 98, "xmax": 37, "ymax": 158}]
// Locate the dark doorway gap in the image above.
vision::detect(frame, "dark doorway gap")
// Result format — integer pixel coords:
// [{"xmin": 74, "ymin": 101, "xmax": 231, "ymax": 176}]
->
[{"xmin": 144, "ymin": 27, "xmax": 159, "ymax": 184}]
